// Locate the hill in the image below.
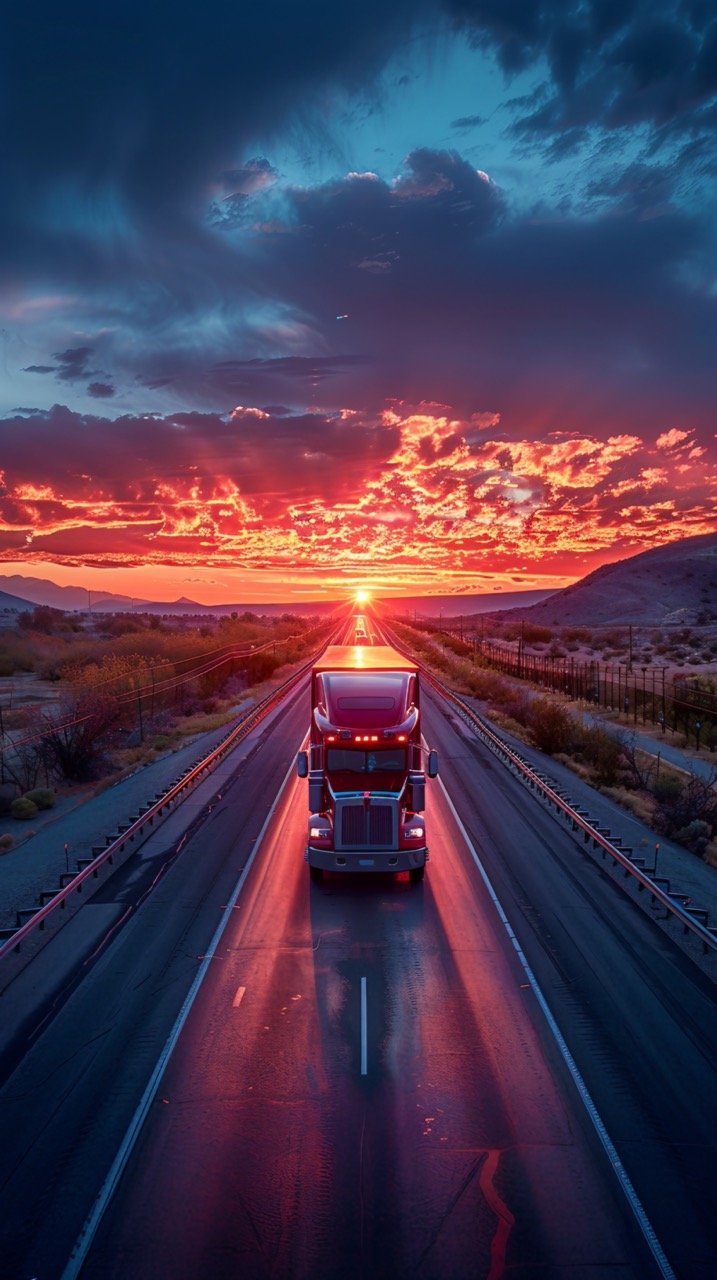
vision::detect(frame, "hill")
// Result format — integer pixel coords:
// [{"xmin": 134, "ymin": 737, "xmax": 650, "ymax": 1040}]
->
[
  {"xmin": 0, "ymin": 574, "xmax": 135, "ymax": 612},
  {"xmin": 0, "ymin": 589, "xmax": 34, "ymax": 614},
  {"xmin": 494, "ymin": 532, "xmax": 717, "ymax": 627},
  {"xmin": 381, "ymin": 589, "xmax": 555, "ymax": 618}
]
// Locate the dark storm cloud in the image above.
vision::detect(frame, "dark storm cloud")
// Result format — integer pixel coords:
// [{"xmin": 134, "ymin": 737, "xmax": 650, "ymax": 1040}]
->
[
  {"xmin": 211, "ymin": 355, "xmax": 367, "ymax": 381},
  {"xmin": 1, "ymin": 1, "xmax": 430, "ymax": 277},
  {"xmin": 208, "ymin": 355, "xmax": 368, "ymax": 398},
  {"xmin": 4, "ymin": 1, "xmax": 715, "ymax": 444},
  {"xmin": 244, "ymin": 147, "xmax": 715, "ymax": 432},
  {"xmin": 54, "ymin": 348, "xmax": 94, "ymax": 382},
  {"xmin": 23, "ymin": 345, "xmax": 115, "ymax": 394},
  {"xmin": 445, "ymin": 1, "xmax": 717, "ymax": 142},
  {"xmin": 585, "ymin": 160, "xmax": 680, "ymax": 214}
]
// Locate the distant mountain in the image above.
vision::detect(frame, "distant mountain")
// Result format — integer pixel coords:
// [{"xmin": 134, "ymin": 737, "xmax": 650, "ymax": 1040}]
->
[
  {"xmin": 492, "ymin": 532, "xmax": 717, "ymax": 627},
  {"xmin": 381, "ymin": 589, "xmax": 555, "ymax": 618},
  {"xmin": 0, "ymin": 574, "xmax": 137, "ymax": 612},
  {"xmin": 126, "ymin": 597, "xmax": 339, "ymax": 617},
  {"xmin": 0, "ymin": 573, "xmax": 341, "ymax": 616}
]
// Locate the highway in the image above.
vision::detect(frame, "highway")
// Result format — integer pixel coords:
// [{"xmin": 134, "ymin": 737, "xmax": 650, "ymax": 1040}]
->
[{"xmin": 0, "ymin": 639, "xmax": 716, "ymax": 1278}]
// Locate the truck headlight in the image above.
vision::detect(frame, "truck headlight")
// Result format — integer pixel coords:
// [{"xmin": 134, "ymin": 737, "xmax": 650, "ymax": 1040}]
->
[
  {"xmin": 401, "ymin": 824, "xmax": 424, "ymax": 841},
  {"xmin": 309, "ymin": 818, "xmax": 332, "ymax": 846}
]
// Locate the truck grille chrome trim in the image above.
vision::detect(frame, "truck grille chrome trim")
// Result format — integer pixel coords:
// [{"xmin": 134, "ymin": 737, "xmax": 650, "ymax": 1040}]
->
[{"xmin": 335, "ymin": 796, "xmax": 398, "ymax": 850}]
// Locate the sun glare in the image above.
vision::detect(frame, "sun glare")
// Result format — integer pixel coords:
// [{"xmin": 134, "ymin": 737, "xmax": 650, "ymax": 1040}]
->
[{"xmin": 355, "ymin": 589, "xmax": 370, "ymax": 605}]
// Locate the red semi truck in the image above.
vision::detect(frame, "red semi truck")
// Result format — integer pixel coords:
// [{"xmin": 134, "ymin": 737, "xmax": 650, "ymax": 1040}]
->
[{"xmin": 297, "ymin": 645, "xmax": 438, "ymax": 882}]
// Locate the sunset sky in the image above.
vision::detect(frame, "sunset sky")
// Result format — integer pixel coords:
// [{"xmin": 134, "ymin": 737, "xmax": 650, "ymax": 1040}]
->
[{"xmin": 1, "ymin": 1, "xmax": 716, "ymax": 604}]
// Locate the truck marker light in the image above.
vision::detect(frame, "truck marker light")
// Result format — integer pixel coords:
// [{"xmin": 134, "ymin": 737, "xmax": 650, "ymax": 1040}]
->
[
  {"xmin": 398, "ymin": 734, "xmax": 406, "ymax": 742},
  {"xmin": 370, "ymin": 735, "xmax": 378, "ymax": 742}
]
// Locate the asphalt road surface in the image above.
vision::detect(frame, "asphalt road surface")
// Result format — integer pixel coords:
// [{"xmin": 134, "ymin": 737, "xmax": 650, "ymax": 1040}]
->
[{"xmin": 0, "ymin": 678, "xmax": 715, "ymax": 1279}]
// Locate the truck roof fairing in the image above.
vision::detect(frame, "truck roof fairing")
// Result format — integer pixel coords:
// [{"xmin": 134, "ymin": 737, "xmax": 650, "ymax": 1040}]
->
[{"xmin": 313, "ymin": 645, "xmax": 417, "ymax": 673}]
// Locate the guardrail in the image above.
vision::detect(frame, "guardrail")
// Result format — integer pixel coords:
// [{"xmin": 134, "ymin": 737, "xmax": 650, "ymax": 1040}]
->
[
  {"xmin": 0, "ymin": 651, "xmax": 318, "ymax": 965},
  {"xmin": 383, "ymin": 627, "xmax": 717, "ymax": 958}
]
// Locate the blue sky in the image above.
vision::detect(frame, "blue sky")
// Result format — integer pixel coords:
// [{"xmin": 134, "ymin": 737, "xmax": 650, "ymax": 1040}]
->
[{"xmin": 0, "ymin": 2, "xmax": 715, "ymax": 602}]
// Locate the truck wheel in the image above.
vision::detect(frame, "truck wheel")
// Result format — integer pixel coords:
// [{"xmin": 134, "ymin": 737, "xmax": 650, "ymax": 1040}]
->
[
  {"xmin": 409, "ymin": 865, "xmax": 425, "ymax": 884},
  {"xmin": 310, "ymin": 865, "xmax": 323, "ymax": 884}
]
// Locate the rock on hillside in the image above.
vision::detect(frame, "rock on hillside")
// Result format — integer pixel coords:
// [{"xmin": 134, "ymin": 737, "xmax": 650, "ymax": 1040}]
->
[{"xmin": 497, "ymin": 532, "xmax": 717, "ymax": 626}]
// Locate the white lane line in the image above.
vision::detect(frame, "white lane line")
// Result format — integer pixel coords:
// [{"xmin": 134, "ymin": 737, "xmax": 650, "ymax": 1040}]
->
[
  {"xmin": 232, "ymin": 985, "xmax": 246, "ymax": 1008},
  {"xmin": 61, "ymin": 744, "xmax": 306, "ymax": 1280},
  {"xmin": 360, "ymin": 976, "xmax": 368, "ymax": 1076},
  {"xmin": 435, "ymin": 772, "xmax": 677, "ymax": 1280}
]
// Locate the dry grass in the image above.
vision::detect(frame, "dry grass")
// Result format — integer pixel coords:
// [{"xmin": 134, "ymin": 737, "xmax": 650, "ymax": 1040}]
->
[
  {"xmin": 704, "ymin": 841, "xmax": 717, "ymax": 869},
  {"xmin": 600, "ymin": 785, "xmax": 657, "ymax": 825}
]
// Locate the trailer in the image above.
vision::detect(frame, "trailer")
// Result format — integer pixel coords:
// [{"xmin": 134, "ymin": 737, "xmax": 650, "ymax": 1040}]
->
[{"xmin": 297, "ymin": 645, "xmax": 438, "ymax": 882}]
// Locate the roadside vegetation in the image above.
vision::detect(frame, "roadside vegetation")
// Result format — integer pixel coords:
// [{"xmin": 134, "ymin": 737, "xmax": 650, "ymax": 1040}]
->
[
  {"xmin": 391, "ymin": 620, "xmax": 717, "ymax": 868},
  {"xmin": 0, "ymin": 606, "xmax": 335, "ymax": 840}
]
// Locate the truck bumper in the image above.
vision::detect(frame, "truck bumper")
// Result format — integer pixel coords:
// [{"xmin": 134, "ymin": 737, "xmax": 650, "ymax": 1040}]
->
[{"xmin": 306, "ymin": 845, "xmax": 428, "ymax": 873}]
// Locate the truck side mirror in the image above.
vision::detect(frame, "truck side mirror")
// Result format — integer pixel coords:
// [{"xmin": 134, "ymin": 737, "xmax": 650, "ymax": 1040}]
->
[
  {"xmin": 427, "ymin": 749, "xmax": 439, "ymax": 778},
  {"xmin": 297, "ymin": 751, "xmax": 309, "ymax": 778}
]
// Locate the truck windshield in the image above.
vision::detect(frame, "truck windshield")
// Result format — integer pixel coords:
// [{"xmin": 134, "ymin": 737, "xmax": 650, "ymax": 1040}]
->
[{"xmin": 327, "ymin": 748, "xmax": 406, "ymax": 774}]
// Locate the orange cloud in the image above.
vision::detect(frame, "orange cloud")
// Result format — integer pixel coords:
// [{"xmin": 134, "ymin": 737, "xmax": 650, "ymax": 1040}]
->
[{"xmin": 0, "ymin": 403, "xmax": 715, "ymax": 593}]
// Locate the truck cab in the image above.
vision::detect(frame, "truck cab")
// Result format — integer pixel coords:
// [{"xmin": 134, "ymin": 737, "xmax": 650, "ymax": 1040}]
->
[{"xmin": 297, "ymin": 646, "xmax": 438, "ymax": 882}]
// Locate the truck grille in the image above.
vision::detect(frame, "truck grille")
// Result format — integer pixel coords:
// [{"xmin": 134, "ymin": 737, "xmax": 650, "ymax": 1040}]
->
[{"xmin": 337, "ymin": 799, "xmax": 397, "ymax": 849}]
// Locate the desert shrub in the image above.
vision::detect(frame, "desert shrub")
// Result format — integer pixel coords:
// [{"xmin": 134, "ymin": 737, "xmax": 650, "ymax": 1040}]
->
[
  {"xmin": 652, "ymin": 775, "xmax": 682, "ymax": 805},
  {"xmin": 0, "ymin": 833, "xmax": 13, "ymax": 851},
  {"xmin": 522, "ymin": 624, "xmax": 553, "ymax": 644},
  {"xmin": 466, "ymin": 668, "xmax": 512, "ymax": 701},
  {"xmin": 442, "ymin": 634, "xmax": 472, "ymax": 657},
  {"xmin": 11, "ymin": 796, "xmax": 39, "ymax": 820},
  {"xmin": 101, "ymin": 615, "xmax": 144, "ymax": 637},
  {"xmin": 617, "ymin": 738, "xmax": 659, "ymax": 790},
  {"xmin": 244, "ymin": 650, "xmax": 281, "ymax": 684},
  {"xmin": 672, "ymin": 820, "xmax": 712, "ymax": 856},
  {"xmin": 0, "ymin": 633, "xmax": 38, "ymax": 673},
  {"xmin": 0, "ymin": 783, "xmax": 17, "ymax": 815},
  {"xmin": 602, "ymin": 629, "xmax": 626, "ymax": 648},
  {"xmin": 17, "ymin": 604, "xmax": 62, "ymax": 634},
  {"xmin": 24, "ymin": 787, "xmax": 56, "ymax": 810},
  {"xmin": 579, "ymin": 726, "xmax": 623, "ymax": 785},
  {"xmin": 40, "ymin": 692, "xmax": 121, "ymax": 782},
  {"xmin": 562, "ymin": 627, "xmax": 592, "ymax": 644},
  {"xmin": 525, "ymin": 698, "xmax": 574, "ymax": 754},
  {"xmin": 654, "ymin": 770, "xmax": 717, "ymax": 854}
]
